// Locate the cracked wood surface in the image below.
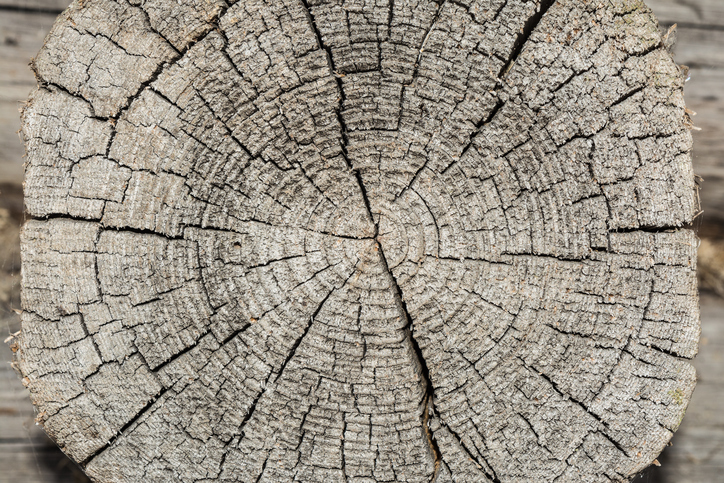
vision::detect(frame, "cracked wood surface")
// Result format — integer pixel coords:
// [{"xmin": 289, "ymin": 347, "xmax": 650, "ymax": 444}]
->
[
  {"xmin": 16, "ymin": 0, "xmax": 700, "ymax": 481},
  {"xmin": 646, "ymin": 0, "xmax": 724, "ymax": 226}
]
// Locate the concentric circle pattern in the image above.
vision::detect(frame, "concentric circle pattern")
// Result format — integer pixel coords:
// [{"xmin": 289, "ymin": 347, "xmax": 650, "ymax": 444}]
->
[{"xmin": 18, "ymin": 0, "xmax": 699, "ymax": 481}]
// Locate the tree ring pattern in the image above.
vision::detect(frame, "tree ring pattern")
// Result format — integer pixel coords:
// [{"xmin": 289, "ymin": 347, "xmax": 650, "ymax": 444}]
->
[{"xmin": 18, "ymin": 0, "xmax": 700, "ymax": 482}]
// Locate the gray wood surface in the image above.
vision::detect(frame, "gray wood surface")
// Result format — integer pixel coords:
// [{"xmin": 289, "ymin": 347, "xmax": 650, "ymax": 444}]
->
[
  {"xmin": 1, "ymin": 0, "xmax": 722, "ymax": 482},
  {"xmin": 648, "ymin": 0, "xmax": 724, "ymax": 224},
  {"xmin": 14, "ymin": 0, "xmax": 701, "ymax": 482},
  {"xmin": 0, "ymin": 10, "xmax": 59, "ymax": 184},
  {"xmin": 646, "ymin": 292, "xmax": 724, "ymax": 483},
  {"xmin": 646, "ymin": 0, "xmax": 724, "ymax": 27},
  {"xmin": 0, "ymin": 0, "xmax": 66, "ymax": 11}
]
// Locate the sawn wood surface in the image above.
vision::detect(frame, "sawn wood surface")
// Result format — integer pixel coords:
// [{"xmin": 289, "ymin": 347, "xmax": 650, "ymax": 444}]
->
[{"xmin": 6, "ymin": 0, "xmax": 707, "ymax": 481}]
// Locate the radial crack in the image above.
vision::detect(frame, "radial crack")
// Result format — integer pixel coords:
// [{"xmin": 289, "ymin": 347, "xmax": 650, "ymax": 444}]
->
[
  {"xmin": 81, "ymin": 386, "xmax": 170, "ymax": 467},
  {"xmin": 435, "ymin": 0, "xmax": 557, "ymax": 177},
  {"xmin": 299, "ymin": 0, "xmax": 352, "ymax": 158},
  {"xmin": 499, "ymin": 0, "xmax": 557, "ymax": 79},
  {"xmin": 235, "ymin": 287, "xmax": 338, "ymax": 448},
  {"xmin": 340, "ymin": 84, "xmax": 443, "ymax": 472},
  {"xmin": 439, "ymin": 417, "xmax": 502, "ymax": 483},
  {"xmin": 374, "ymin": 224, "xmax": 443, "ymax": 475}
]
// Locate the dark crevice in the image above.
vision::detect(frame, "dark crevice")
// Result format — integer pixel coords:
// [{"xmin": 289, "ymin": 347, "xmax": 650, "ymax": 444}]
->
[
  {"xmin": 99, "ymin": 225, "xmax": 184, "ymax": 240},
  {"xmin": 341, "ymin": 416, "xmax": 349, "ymax": 483},
  {"xmin": 498, "ymin": 0, "xmax": 557, "ymax": 79},
  {"xmin": 237, "ymin": 254, "xmax": 307, "ymax": 271},
  {"xmin": 374, "ymin": 226, "xmax": 442, "ymax": 475},
  {"xmin": 442, "ymin": 0, "xmax": 556, "ymax": 175},
  {"xmin": 216, "ymin": 437, "xmax": 235, "ymax": 479},
  {"xmin": 27, "ymin": 212, "xmax": 101, "ymax": 224},
  {"xmin": 531, "ymin": 364, "xmax": 631, "ymax": 458},
  {"xmin": 438, "ymin": 418, "xmax": 501, "ymax": 483},
  {"xmin": 314, "ymin": 230, "xmax": 375, "ymax": 241},
  {"xmin": 609, "ymin": 85, "xmax": 646, "ymax": 108},
  {"xmin": 77, "ymin": 312, "xmax": 104, "ymax": 362},
  {"xmin": 272, "ymin": 287, "xmax": 334, "ymax": 385},
  {"xmin": 353, "ymin": 170, "xmax": 376, "ymax": 227},
  {"xmin": 608, "ymin": 224, "xmax": 692, "ymax": 234},
  {"xmin": 294, "ymin": 161, "xmax": 339, "ymax": 208},
  {"xmin": 28, "ymin": 209, "xmax": 186, "ymax": 242},
  {"xmin": 411, "ymin": 188, "xmax": 441, "ymax": 254},
  {"xmin": 236, "ymin": 394, "xmax": 262, "ymax": 442},
  {"xmin": 235, "ymin": 287, "xmax": 336, "ymax": 446},
  {"xmin": 638, "ymin": 339, "xmax": 693, "ymax": 361},
  {"xmin": 298, "ymin": 0, "xmax": 380, "ymax": 234},
  {"xmin": 477, "ymin": 99, "xmax": 505, "ymax": 130},
  {"xmin": 299, "ymin": 0, "xmax": 351, "ymax": 158},
  {"xmin": 254, "ymin": 456, "xmax": 269, "ymax": 483},
  {"xmin": 553, "ymin": 65, "xmax": 594, "ymax": 94},
  {"xmin": 69, "ymin": 26, "xmax": 155, "ymax": 59},
  {"xmin": 219, "ymin": 323, "xmax": 252, "ymax": 347},
  {"xmin": 150, "ymin": 331, "xmax": 212, "ymax": 374},
  {"xmin": 191, "ymin": 240, "xmax": 216, "ymax": 319},
  {"xmin": 451, "ymin": 98, "xmax": 504, "ymax": 172},
  {"xmin": 545, "ymin": 324, "xmax": 621, "ymax": 351},
  {"xmin": 517, "ymin": 411, "xmax": 542, "ymax": 443},
  {"xmin": 134, "ymin": 2, "xmax": 182, "ymax": 56},
  {"xmin": 387, "ymin": 0, "xmax": 395, "ymax": 31},
  {"xmin": 81, "ymin": 386, "xmax": 170, "ymax": 467},
  {"xmin": 33, "ymin": 82, "xmax": 101, "ymax": 119},
  {"xmin": 423, "ymin": 396, "xmax": 443, "ymax": 482}
]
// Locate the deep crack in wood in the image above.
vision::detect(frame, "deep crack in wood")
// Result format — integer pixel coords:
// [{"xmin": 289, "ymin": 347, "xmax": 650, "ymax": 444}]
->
[{"xmin": 16, "ymin": 0, "xmax": 700, "ymax": 481}]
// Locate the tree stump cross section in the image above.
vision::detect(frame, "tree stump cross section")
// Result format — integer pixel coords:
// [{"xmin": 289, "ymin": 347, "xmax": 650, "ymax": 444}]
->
[{"xmin": 16, "ymin": 0, "xmax": 700, "ymax": 481}]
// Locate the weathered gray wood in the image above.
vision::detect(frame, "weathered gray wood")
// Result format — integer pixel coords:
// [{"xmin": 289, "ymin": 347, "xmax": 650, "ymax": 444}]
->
[
  {"xmin": 0, "ymin": 0, "xmax": 68, "ymax": 12},
  {"xmin": 647, "ymin": 292, "xmax": 724, "ymax": 483},
  {"xmin": 0, "ymin": 10, "xmax": 63, "ymax": 184},
  {"xmin": 1, "ymin": 325, "xmax": 90, "ymax": 483},
  {"xmin": 647, "ymin": 0, "xmax": 724, "ymax": 225},
  {"xmin": 16, "ymin": 0, "xmax": 701, "ymax": 482},
  {"xmin": 683, "ymin": 68, "xmax": 724, "ymax": 225},
  {"xmin": 646, "ymin": 0, "xmax": 724, "ymax": 27}
]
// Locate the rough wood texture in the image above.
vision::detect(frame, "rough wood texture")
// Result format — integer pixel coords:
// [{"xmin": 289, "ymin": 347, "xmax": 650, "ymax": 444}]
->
[
  {"xmin": 646, "ymin": 0, "xmax": 724, "ymax": 225},
  {"xmin": 16, "ymin": 0, "xmax": 700, "ymax": 481},
  {"xmin": 648, "ymin": 292, "xmax": 724, "ymax": 483},
  {"xmin": 0, "ymin": 9, "xmax": 60, "ymax": 184}
]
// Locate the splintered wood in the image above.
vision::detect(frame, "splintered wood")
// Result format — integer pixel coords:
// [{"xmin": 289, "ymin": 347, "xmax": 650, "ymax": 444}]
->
[{"xmin": 17, "ymin": 0, "xmax": 699, "ymax": 481}]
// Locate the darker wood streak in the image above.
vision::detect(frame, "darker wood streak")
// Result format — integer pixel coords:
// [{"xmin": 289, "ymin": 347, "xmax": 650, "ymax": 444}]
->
[
  {"xmin": 0, "ymin": 4, "xmax": 63, "ymax": 14},
  {"xmin": 499, "ymin": 0, "xmax": 557, "ymax": 79},
  {"xmin": 80, "ymin": 386, "xmax": 170, "ymax": 467}
]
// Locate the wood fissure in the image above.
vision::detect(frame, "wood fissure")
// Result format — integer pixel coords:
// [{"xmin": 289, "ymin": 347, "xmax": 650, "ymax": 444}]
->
[
  {"xmin": 500, "ymin": 0, "xmax": 557, "ymax": 79},
  {"xmin": 82, "ymin": 386, "xmax": 170, "ymax": 466},
  {"xmin": 16, "ymin": 0, "xmax": 701, "ymax": 480}
]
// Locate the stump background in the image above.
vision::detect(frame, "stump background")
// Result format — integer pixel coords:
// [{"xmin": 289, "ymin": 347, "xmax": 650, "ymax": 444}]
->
[{"xmin": 1, "ymin": 0, "xmax": 723, "ymax": 481}]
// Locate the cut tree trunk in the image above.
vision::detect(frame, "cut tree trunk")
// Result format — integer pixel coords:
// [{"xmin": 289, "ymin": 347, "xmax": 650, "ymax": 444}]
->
[{"xmin": 13, "ymin": 0, "xmax": 700, "ymax": 481}]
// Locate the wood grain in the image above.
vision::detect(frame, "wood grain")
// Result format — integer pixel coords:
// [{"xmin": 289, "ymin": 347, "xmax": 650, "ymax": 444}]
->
[
  {"xmin": 14, "ymin": 0, "xmax": 703, "ymax": 482},
  {"xmin": 645, "ymin": 0, "xmax": 724, "ymax": 27},
  {"xmin": 0, "ymin": 0, "xmax": 67, "ymax": 12},
  {"xmin": 648, "ymin": 0, "xmax": 724, "ymax": 225},
  {"xmin": 0, "ymin": 10, "xmax": 60, "ymax": 184}
]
